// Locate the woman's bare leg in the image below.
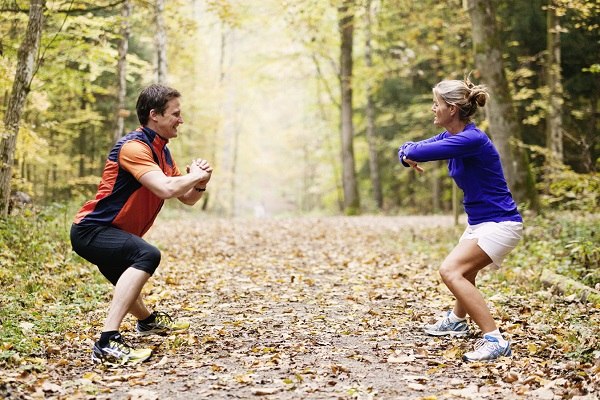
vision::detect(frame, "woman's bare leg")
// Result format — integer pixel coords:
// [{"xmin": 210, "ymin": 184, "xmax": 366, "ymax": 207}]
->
[
  {"xmin": 439, "ymin": 239, "xmax": 496, "ymax": 333},
  {"xmin": 452, "ymin": 268, "xmax": 478, "ymax": 319}
]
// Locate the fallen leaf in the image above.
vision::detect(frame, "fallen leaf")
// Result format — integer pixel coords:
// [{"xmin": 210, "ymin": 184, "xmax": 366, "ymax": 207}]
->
[
  {"xmin": 388, "ymin": 354, "xmax": 416, "ymax": 363},
  {"xmin": 252, "ymin": 387, "xmax": 280, "ymax": 395},
  {"xmin": 530, "ymin": 387, "xmax": 555, "ymax": 399},
  {"xmin": 127, "ymin": 388, "xmax": 159, "ymax": 400}
]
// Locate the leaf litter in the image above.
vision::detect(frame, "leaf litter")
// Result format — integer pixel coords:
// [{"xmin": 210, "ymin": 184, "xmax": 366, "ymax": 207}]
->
[{"xmin": 1, "ymin": 215, "xmax": 598, "ymax": 399}]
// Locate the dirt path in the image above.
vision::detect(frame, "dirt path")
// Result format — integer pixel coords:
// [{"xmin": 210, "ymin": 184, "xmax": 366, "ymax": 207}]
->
[{"xmin": 8, "ymin": 215, "xmax": 598, "ymax": 399}]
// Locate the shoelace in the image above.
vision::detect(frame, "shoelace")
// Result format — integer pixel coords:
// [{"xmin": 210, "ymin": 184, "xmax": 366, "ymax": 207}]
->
[
  {"xmin": 108, "ymin": 337, "xmax": 132, "ymax": 355},
  {"xmin": 472, "ymin": 338, "xmax": 489, "ymax": 350},
  {"xmin": 472, "ymin": 338, "xmax": 502, "ymax": 355},
  {"xmin": 154, "ymin": 311, "xmax": 174, "ymax": 325},
  {"xmin": 435, "ymin": 318, "xmax": 453, "ymax": 328}
]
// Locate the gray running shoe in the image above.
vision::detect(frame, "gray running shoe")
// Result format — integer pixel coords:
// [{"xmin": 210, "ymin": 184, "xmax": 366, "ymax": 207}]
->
[
  {"xmin": 424, "ymin": 311, "xmax": 469, "ymax": 336},
  {"xmin": 463, "ymin": 335, "xmax": 512, "ymax": 362}
]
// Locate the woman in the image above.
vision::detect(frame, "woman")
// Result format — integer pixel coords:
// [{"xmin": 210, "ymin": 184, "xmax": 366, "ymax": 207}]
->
[{"xmin": 398, "ymin": 77, "xmax": 523, "ymax": 362}]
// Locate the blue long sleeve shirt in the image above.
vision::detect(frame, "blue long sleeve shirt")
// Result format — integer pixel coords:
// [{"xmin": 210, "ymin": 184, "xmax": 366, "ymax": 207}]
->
[{"xmin": 398, "ymin": 123, "xmax": 522, "ymax": 225}]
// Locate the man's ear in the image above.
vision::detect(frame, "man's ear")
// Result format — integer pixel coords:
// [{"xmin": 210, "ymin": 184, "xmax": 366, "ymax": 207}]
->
[{"xmin": 149, "ymin": 109, "xmax": 158, "ymax": 122}]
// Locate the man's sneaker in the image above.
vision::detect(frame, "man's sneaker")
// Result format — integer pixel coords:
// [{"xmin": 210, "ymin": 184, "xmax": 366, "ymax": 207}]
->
[
  {"xmin": 136, "ymin": 311, "xmax": 190, "ymax": 336},
  {"xmin": 462, "ymin": 335, "xmax": 512, "ymax": 362},
  {"xmin": 91, "ymin": 334, "xmax": 152, "ymax": 366},
  {"xmin": 424, "ymin": 311, "xmax": 469, "ymax": 336}
]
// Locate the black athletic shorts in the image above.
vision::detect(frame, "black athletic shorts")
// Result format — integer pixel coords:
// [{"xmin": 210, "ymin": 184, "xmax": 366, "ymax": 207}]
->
[{"xmin": 70, "ymin": 223, "xmax": 161, "ymax": 285}]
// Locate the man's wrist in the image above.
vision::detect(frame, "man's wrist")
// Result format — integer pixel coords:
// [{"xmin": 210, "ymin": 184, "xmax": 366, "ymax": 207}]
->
[{"xmin": 194, "ymin": 186, "xmax": 206, "ymax": 192}]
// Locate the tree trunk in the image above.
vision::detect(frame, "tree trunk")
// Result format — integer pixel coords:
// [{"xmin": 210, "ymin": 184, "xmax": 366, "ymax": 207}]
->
[
  {"xmin": 315, "ymin": 78, "xmax": 344, "ymax": 212},
  {"xmin": 546, "ymin": 1, "xmax": 563, "ymax": 163},
  {"xmin": 0, "ymin": 0, "xmax": 45, "ymax": 216},
  {"xmin": 465, "ymin": 0, "xmax": 539, "ymax": 210},
  {"xmin": 338, "ymin": 0, "xmax": 360, "ymax": 214},
  {"xmin": 114, "ymin": 0, "xmax": 131, "ymax": 143},
  {"xmin": 220, "ymin": 27, "xmax": 239, "ymax": 217},
  {"xmin": 155, "ymin": 0, "xmax": 167, "ymax": 84},
  {"xmin": 364, "ymin": 0, "xmax": 383, "ymax": 210}
]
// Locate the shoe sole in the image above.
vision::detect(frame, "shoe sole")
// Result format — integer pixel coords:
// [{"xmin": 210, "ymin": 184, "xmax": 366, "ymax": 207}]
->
[
  {"xmin": 136, "ymin": 328, "xmax": 168, "ymax": 336},
  {"xmin": 424, "ymin": 329, "xmax": 469, "ymax": 337},
  {"xmin": 136, "ymin": 327, "xmax": 190, "ymax": 336},
  {"xmin": 91, "ymin": 352, "xmax": 152, "ymax": 366},
  {"xmin": 462, "ymin": 348, "xmax": 512, "ymax": 362}
]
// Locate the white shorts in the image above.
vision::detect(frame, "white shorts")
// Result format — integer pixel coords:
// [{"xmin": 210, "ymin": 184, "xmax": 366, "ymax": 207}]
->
[{"xmin": 459, "ymin": 221, "xmax": 523, "ymax": 268}]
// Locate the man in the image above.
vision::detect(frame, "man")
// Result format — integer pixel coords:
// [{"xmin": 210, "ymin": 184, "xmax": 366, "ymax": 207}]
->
[{"xmin": 70, "ymin": 84, "xmax": 212, "ymax": 366}]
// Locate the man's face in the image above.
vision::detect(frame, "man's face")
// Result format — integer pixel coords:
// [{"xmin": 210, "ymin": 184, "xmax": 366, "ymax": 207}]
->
[{"xmin": 151, "ymin": 97, "xmax": 183, "ymax": 139}]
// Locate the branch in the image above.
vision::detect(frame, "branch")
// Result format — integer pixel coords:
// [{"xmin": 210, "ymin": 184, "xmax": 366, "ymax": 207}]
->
[
  {"xmin": 0, "ymin": 0, "xmax": 127, "ymax": 15},
  {"xmin": 59, "ymin": 0, "xmax": 127, "ymax": 15},
  {"xmin": 311, "ymin": 53, "xmax": 340, "ymax": 109}
]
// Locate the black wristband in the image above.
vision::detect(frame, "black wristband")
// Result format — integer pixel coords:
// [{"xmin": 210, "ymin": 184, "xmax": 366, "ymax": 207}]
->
[{"xmin": 194, "ymin": 187, "xmax": 206, "ymax": 192}]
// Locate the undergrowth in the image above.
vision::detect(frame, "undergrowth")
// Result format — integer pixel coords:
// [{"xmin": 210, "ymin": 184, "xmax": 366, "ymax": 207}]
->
[
  {"xmin": 510, "ymin": 211, "xmax": 599, "ymax": 288},
  {"xmin": 0, "ymin": 204, "xmax": 109, "ymax": 366}
]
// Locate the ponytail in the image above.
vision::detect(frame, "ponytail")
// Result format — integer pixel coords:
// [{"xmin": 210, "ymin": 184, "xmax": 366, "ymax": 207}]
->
[{"xmin": 434, "ymin": 74, "xmax": 489, "ymax": 122}]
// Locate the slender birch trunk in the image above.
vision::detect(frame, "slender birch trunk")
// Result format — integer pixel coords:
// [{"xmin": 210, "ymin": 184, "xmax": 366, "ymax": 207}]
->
[
  {"xmin": 155, "ymin": 0, "xmax": 167, "ymax": 84},
  {"xmin": 114, "ymin": 0, "xmax": 132, "ymax": 143},
  {"xmin": 364, "ymin": 0, "xmax": 383, "ymax": 210},
  {"xmin": 338, "ymin": 0, "xmax": 360, "ymax": 214},
  {"xmin": 546, "ymin": 1, "xmax": 564, "ymax": 163},
  {"xmin": 0, "ymin": 0, "xmax": 45, "ymax": 216}
]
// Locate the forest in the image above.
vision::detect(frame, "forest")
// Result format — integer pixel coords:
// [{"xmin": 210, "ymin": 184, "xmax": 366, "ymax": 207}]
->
[
  {"xmin": 0, "ymin": 0, "xmax": 597, "ymax": 216},
  {"xmin": 0, "ymin": 0, "xmax": 598, "ymax": 399}
]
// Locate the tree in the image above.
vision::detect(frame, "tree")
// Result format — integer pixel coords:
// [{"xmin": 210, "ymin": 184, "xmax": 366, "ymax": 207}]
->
[
  {"xmin": 0, "ymin": 0, "xmax": 45, "ymax": 216},
  {"xmin": 364, "ymin": 0, "xmax": 383, "ymax": 210},
  {"xmin": 338, "ymin": 0, "xmax": 360, "ymax": 214},
  {"xmin": 155, "ymin": 0, "xmax": 167, "ymax": 83},
  {"xmin": 545, "ymin": 0, "xmax": 564, "ymax": 163},
  {"xmin": 114, "ymin": 0, "xmax": 132, "ymax": 143},
  {"xmin": 465, "ymin": 0, "xmax": 539, "ymax": 210}
]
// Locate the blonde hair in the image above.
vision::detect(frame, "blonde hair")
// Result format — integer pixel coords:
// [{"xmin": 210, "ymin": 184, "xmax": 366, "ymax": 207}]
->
[{"xmin": 433, "ymin": 77, "xmax": 489, "ymax": 122}]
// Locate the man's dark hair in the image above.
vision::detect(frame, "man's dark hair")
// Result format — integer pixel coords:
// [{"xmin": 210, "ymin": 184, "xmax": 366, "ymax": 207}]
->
[{"xmin": 136, "ymin": 84, "xmax": 181, "ymax": 126}]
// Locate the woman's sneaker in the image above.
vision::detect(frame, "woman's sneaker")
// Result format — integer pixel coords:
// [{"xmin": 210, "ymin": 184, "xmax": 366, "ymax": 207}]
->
[
  {"xmin": 92, "ymin": 333, "xmax": 152, "ymax": 366},
  {"xmin": 463, "ymin": 335, "xmax": 512, "ymax": 362},
  {"xmin": 424, "ymin": 311, "xmax": 469, "ymax": 336},
  {"xmin": 136, "ymin": 311, "xmax": 190, "ymax": 336}
]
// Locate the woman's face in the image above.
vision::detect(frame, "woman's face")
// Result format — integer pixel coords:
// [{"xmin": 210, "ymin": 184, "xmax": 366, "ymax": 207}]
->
[{"xmin": 431, "ymin": 91, "xmax": 454, "ymax": 127}]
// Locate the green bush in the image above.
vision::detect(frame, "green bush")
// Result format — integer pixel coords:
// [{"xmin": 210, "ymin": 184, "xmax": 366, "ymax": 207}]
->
[
  {"xmin": 537, "ymin": 162, "xmax": 599, "ymax": 213},
  {"xmin": 518, "ymin": 212, "xmax": 599, "ymax": 288},
  {"xmin": 0, "ymin": 204, "xmax": 108, "ymax": 364}
]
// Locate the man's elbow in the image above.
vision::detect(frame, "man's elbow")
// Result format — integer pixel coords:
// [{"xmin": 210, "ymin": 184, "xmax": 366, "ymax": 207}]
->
[{"xmin": 179, "ymin": 197, "xmax": 199, "ymax": 206}]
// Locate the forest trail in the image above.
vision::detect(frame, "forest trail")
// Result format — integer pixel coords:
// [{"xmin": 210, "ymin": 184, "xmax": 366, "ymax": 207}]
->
[{"xmin": 4, "ymin": 215, "xmax": 598, "ymax": 399}]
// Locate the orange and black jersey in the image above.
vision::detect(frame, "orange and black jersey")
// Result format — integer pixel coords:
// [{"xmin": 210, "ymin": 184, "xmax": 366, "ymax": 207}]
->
[{"xmin": 74, "ymin": 127, "xmax": 181, "ymax": 237}]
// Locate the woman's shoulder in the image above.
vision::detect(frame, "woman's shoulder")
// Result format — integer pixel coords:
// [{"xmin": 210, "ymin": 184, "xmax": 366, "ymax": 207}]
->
[{"xmin": 461, "ymin": 123, "xmax": 490, "ymax": 143}]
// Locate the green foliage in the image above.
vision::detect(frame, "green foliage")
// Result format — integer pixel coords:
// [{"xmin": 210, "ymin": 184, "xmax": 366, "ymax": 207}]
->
[
  {"xmin": 583, "ymin": 64, "xmax": 600, "ymax": 74},
  {"xmin": 540, "ymin": 168, "xmax": 599, "ymax": 212},
  {"xmin": 1, "ymin": 0, "xmax": 598, "ymax": 215},
  {"xmin": 0, "ymin": 204, "xmax": 108, "ymax": 364},
  {"xmin": 512, "ymin": 212, "xmax": 599, "ymax": 287}
]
